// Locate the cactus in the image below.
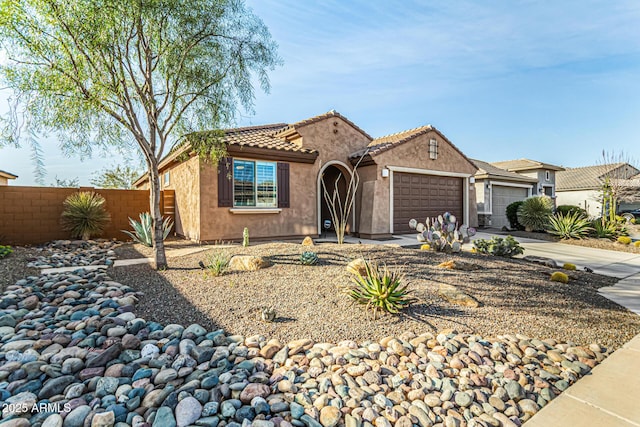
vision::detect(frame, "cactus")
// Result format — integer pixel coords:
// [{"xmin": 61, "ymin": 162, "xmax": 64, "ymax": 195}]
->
[
  {"xmin": 409, "ymin": 212, "xmax": 475, "ymax": 253},
  {"xmin": 261, "ymin": 307, "xmax": 276, "ymax": 322},
  {"xmin": 242, "ymin": 227, "xmax": 249, "ymax": 247},
  {"xmin": 300, "ymin": 251, "xmax": 319, "ymax": 265},
  {"xmin": 562, "ymin": 263, "xmax": 576, "ymax": 271},
  {"xmin": 634, "ymin": 241, "xmax": 640, "ymax": 248},
  {"xmin": 617, "ymin": 236, "xmax": 632, "ymax": 245},
  {"xmin": 550, "ymin": 271, "xmax": 569, "ymax": 283}
]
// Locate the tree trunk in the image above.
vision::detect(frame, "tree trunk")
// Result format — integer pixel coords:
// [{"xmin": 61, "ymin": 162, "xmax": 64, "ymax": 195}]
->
[{"xmin": 149, "ymin": 161, "xmax": 168, "ymax": 269}]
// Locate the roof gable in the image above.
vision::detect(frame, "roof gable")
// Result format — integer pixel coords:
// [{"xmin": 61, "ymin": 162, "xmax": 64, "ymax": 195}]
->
[
  {"xmin": 0, "ymin": 170, "xmax": 18, "ymax": 180},
  {"xmin": 471, "ymin": 159, "xmax": 537, "ymax": 183},
  {"xmin": 274, "ymin": 110, "xmax": 373, "ymax": 141},
  {"xmin": 491, "ymin": 158, "xmax": 564, "ymax": 172}
]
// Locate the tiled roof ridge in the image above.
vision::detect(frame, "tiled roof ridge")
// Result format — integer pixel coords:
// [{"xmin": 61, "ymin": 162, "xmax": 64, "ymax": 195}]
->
[
  {"xmin": 274, "ymin": 110, "xmax": 374, "ymax": 140},
  {"xmin": 561, "ymin": 162, "xmax": 625, "ymax": 171},
  {"xmin": 372, "ymin": 124, "xmax": 433, "ymax": 142}
]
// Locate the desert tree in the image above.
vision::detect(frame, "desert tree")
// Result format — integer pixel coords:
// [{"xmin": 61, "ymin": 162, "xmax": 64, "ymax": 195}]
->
[
  {"xmin": 597, "ymin": 150, "xmax": 640, "ymax": 222},
  {"xmin": 91, "ymin": 165, "xmax": 141, "ymax": 189},
  {"xmin": 0, "ymin": 0, "xmax": 280, "ymax": 268}
]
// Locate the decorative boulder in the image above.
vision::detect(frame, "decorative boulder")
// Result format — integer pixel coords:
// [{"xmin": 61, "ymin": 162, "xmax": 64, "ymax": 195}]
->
[
  {"xmin": 438, "ymin": 283, "xmax": 480, "ymax": 308},
  {"xmin": 437, "ymin": 260, "xmax": 480, "ymax": 271},
  {"xmin": 523, "ymin": 256, "xmax": 557, "ymax": 268},
  {"xmin": 346, "ymin": 258, "xmax": 367, "ymax": 276},
  {"xmin": 302, "ymin": 236, "xmax": 315, "ymax": 246},
  {"xmin": 229, "ymin": 255, "xmax": 272, "ymax": 271}
]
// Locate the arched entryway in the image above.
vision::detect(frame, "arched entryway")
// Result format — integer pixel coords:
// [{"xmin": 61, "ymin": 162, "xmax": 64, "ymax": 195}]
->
[{"xmin": 317, "ymin": 161, "xmax": 355, "ymax": 236}]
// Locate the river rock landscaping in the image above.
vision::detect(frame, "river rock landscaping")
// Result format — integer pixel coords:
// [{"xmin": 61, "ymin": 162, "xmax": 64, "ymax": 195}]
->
[{"xmin": 0, "ymin": 241, "xmax": 638, "ymax": 427}]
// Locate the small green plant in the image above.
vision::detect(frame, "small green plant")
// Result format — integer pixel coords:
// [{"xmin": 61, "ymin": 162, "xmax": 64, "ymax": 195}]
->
[
  {"xmin": 242, "ymin": 227, "xmax": 249, "ymax": 247},
  {"xmin": 61, "ymin": 191, "xmax": 111, "ymax": 240},
  {"xmin": 203, "ymin": 250, "xmax": 231, "ymax": 277},
  {"xmin": 409, "ymin": 212, "xmax": 475, "ymax": 253},
  {"xmin": 473, "ymin": 236, "xmax": 524, "ymax": 258},
  {"xmin": 563, "ymin": 263, "xmax": 576, "ymax": 271},
  {"xmin": 617, "ymin": 236, "xmax": 632, "ymax": 245},
  {"xmin": 556, "ymin": 205, "xmax": 587, "ymax": 218},
  {"xmin": 122, "ymin": 212, "xmax": 173, "ymax": 247},
  {"xmin": 547, "ymin": 212, "xmax": 593, "ymax": 239},
  {"xmin": 506, "ymin": 201, "xmax": 524, "ymax": 230},
  {"xmin": 346, "ymin": 260, "xmax": 414, "ymax": 319},
  {"xmin": 0, "ymin": 245, "xmax": 13, "ymax": 259},
  {"xmin": 517, "ymin": 196, "xmax": 553, "ymax": 232},
  {"xmin": 550, "ymin": 271, "xmax": 569, "ymax": 284},
  {"xmin": 300, "ymin": 251, "xmax": 319, "ymax": 265},
  {"xmin": 591, "ymin": 218, "xmax": 627, "ymax": 240}
]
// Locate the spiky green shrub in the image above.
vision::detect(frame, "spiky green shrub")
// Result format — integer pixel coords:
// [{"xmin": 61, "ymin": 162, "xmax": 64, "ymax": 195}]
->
[
  {"xmin": 556, "ymin": 205, "xmax": 587, "ymax": 218},
  {"xmin": 517, "ymin": 196, "xmax": 553, "ymax": 232},
  {"xmin": 122, "ymin": 212, "xmax": 173, "ymax": 247},
  {"xmin": 617, "ymin": 236, "xmax": 632, "ymax": 245},
  {"xmin": 591, "ymin": 218, "xmax": 627, "ymax": 240},
  {"xmin": 300, "ymin": 251, "xmax": 319, "ymax": 265},
  {"xmin": 547, "ymin": 212, "xmax": 593, "ymax": 239},
  {"xmin": 473, "ymin": 236, "xmax": 524, "ymax": 258},
  {"xmin": 0, "ymin": 245, "xmax": 13, "ymax": 259},
  {"xmin": 506, "ymin": 201, "xmax": 524, "ymax": 230},
  {"xmin": 61, "ymin": 191, "xmax": 111, "ymax": 240},
  {"xmin": 346, "ymin": 260, "xmax": 414, "ymax": 319},
  {"xmin": 550, "ymin": 271, "xmax": 569, "ymax": 284},
  {"xmin": 203, "ymin": 250, "xmax": 230, "ymax": 277},
  {"xmin": 563, "ymin": 263, "xmax": 576, "ymax": 271}
]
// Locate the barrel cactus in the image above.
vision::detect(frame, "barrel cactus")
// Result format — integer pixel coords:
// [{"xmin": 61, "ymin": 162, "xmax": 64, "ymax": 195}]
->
[
  {"xmin": 300, "ymin": 251, "xmax": 319, "ymax": 265},
  {"xmin": 409, "ymin": 212, "xmax": 475, "ymax": 253}
]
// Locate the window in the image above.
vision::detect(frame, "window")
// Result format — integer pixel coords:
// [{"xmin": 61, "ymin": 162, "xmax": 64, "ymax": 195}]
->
[
  {"xmin": 429, "ymin": 139, "xmax": 438, "ymax": 160},
  {"xmin": 233, "ymin": 159, "xmax": 277, "ymax": 207},
  {"xmin": 164, "ymin": 172, "xmax": 170, "ymax": 187},
  {"xmin": 545, "ymin": 171, "xmax": 550, "ymax": 181}
]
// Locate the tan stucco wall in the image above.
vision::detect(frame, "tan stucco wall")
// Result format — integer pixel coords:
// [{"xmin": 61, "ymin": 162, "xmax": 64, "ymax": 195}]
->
[
  {"xmin": 0, "ymin": 177, "xmax": 8, "ymax": 185},
  {"xmin": 164, "ymin": 156, "xmax": 201, "ymax": 240},
  {"xmin": 555, "ymin": 189, "xmax": 602, "ymax": 218},
  {"xmin": 358, "ymin": 131, "xmax": 478, "ymax": 236}
]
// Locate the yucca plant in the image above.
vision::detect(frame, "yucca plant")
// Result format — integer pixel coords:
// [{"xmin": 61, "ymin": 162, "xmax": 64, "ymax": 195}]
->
[
  {"xmin": 203, "ymin": 250, "xmax": 230, "ymax": 277},
  {"xmin": 346, "ymin": 260, "xmax": 414, "ymax": 319},
  {"xmin": 517, "ymin": 196, "xmax": 553, "ymax": 232},
  {"xmin": 547, "ymin": 212, "xmax": 593, "ymax": 239},
  {"xmin": 122, "ymin": 212, "xmax": 173, "ymax": 247},
  {"xmin": 61, "ymin": 191, "xmax": 111, "ymax": 240}
]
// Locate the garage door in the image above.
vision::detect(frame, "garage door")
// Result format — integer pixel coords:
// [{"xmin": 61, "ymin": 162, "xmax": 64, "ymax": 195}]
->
[
  {"xmin": 393, "ymin": 173, "xmax": 463, "ymax": 234},
  {"xmin": 491, "ymin": 186, "xmax": 529, "ymax": 229}
]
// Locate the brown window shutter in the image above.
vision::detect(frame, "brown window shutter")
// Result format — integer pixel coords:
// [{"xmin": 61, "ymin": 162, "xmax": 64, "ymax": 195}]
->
[
  {"xmin": 218, "ymin": 157, "xmax": 233, "ymax": 207},
  {"xmin": 277, "ymin": 162, "xmax": 290, "ymax": 208}
]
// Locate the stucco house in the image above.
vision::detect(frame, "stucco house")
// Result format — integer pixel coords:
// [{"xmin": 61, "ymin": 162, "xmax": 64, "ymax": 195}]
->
[
  {"xmin": 556, "ymin": 163, "xmax": 640, "ymax": 217},
  {"xmin": 472, "ymin": 158, "xmax": 564, "ymax": 228},
  {"xmin": 134, "ymin": 111, "xmax": 478, "ymax": 242},
  {"xmin": 0, "ymin": 170, "xmax": 18, "ymax": 186}
]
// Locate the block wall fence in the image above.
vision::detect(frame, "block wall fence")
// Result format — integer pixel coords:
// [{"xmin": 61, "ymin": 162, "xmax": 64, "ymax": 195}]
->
[{"xmin": 0, "ymin": 186, "xmax": 175, "ymax": 245}]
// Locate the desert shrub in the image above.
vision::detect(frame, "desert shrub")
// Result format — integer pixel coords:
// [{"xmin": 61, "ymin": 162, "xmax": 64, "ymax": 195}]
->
[
  {"xmin": 562, "ymin": 263, "xmax": 576, "ymax": 271},
  {"xmin": 556, "ymin": 205, "xmax": 587, "ymax": 218},
  {"xmin": 547, "ymin": 212, "xmax": 593, "ymax": 239},
  {"xmin": 0, "ymin": 245, "xmax": 13, "ymax": 259},
  {"xmin": 617, "ymin": 236, "xmax": 632, "ymax": 245},
  {"xmin": 517, "ymin": 196, "xmax": 553, "ymax": 232},
  {"xmin": 203, "ymin": 250, "xmax": 230, "ymax": 277},
  {"xmin": 300, "ymin": 251, "xmax": 319, "ymax": 265},
  {"xmin": 346, "ymin": 259, "xmax": 414, "ymax": 319},
  {"xmin": 550, "ymin": 271, "xmax": 569, "ymax": 283},
  {"xmin": 473, "ymin": 236, "xmax": 524, "ymax": 258},
  {"xmin": 506, "ymin": 201, "xmax": 524, "ymax": 230},
  {"xmin": 122, "ymin": 212, "xmax": 173, "ymax": 247},
  {"xmin": 591, "ymin": 218, "xmax": 627, "ymax": 240},
  {"xmin": 61, "ymin": 191, "xmax": 111, "ymax": 240}
]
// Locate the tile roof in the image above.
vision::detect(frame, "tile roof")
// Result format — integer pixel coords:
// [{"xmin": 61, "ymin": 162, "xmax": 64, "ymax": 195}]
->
[
  {"xmin": 471, "ymin": 159, "xmax": 537, "ymax": 183},
  {"xmin": 274, "ymin": 110, "xmax": 373, "ymax": 140},
  {"xmin": 491, "ymin": 158, "xmax": 564, "ymax": 172},
  {"xmin": 555, "ymin": 163, "xmax": 638, "ymax": 191}
]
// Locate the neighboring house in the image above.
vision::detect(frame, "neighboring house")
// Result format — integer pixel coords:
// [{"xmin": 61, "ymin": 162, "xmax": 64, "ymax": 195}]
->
[
  {"xmin": 490, "ymin": 159, "xmax": 565, "ymax": 198},
  {"xmin": 0, "ymin": 170, "xmax": 18, "ymax": 186},
  {"xmin": 134, "ymin": 111, "xmax": 478, "ymax": 242},
  {"xmin": 556, "ymin": 163, "xmax": 640, "ymax": 217},
  {"xmin": 472, "ymin": 159, "xmax": 537, "ymax": 228}
]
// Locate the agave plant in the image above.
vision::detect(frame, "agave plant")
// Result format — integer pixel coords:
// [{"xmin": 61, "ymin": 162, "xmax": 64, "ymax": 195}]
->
[
  {"xmin": 547, "ymin": 212, "xmax": 593, "ymax": 239},
  {"xmin": 517, "ymin": 196, "xmax": 553, "ymax": 232},
  {"xmin": 122, "ymin": 212, "xmax": 173, "ymax": 247},
  {"xmin": 346, "ymin": 259, "xmax": 414, "ymax": 319},
  {"xmin": 61, "ymin": 191, "xmax": 111, "ymax": 240},
  {"xmin": 202, "ymin": 249, "xmax": 230, "ymax": 277}
]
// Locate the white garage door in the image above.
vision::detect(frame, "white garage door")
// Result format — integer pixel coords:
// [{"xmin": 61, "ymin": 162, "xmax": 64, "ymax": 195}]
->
[{"xmin": 492, "ymin": 186, "xmax": 529, "ymax": 229}]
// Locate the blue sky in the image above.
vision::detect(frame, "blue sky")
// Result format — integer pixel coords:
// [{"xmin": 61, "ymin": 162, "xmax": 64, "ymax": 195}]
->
[{"xmin": 1, "ymin": 0, "xmax": 639, "ymax": 185}]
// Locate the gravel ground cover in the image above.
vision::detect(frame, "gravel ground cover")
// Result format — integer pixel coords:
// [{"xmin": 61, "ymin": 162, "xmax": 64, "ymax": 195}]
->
[
  {"xmin": 111, "ymin": 242, "xmax": 640, "ymax": 349},
  {"xmin": 0, "ymin": 247, "xmax": 41, "ymax": 293}
]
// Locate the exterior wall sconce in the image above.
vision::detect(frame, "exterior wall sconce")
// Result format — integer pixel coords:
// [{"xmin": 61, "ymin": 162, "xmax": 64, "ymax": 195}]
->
[
  {"xmin": 429, "ymin": 139, "xmax": 438, "ymax": 160},
  {"xmin": 469, "ymin": 177, "xmax": 476, "ymax": 184},
  {"xmin": 381, "ymin": 168, "xmax": 389, "ymax": 178}
]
